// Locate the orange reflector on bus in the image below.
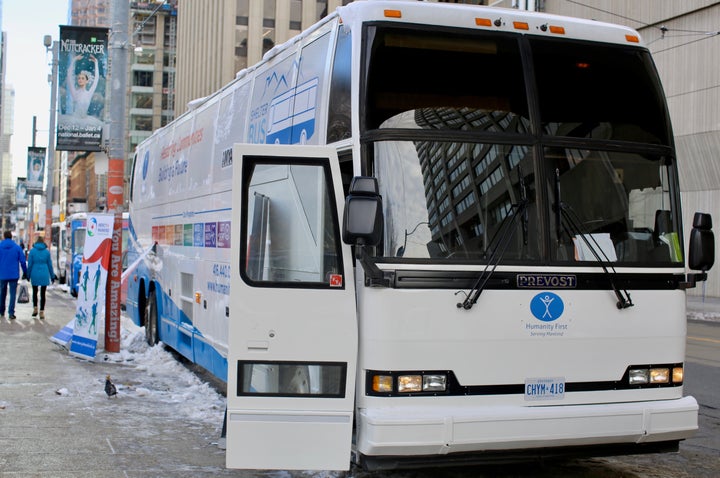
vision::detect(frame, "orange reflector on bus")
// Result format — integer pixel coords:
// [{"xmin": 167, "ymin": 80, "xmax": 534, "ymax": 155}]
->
[
  {"xmin": 384, "ymin": 9, "xmax": 402, "ymax": 18},
  {"xmin": 475, "ymin": 18, "xmax": 492, "ymax": 27},
  {"xmin": 513, "ymin": 21, "xmax": 529, "ymax": 30},
  {"xmin": 625, "ymin": 34, "xmax": 640, "ymax": 43},
  {"xmin": 549, "ymin": 25, "xmax": 565, "ymax": 34},
  {"xmin": 195, "ymin": 292, "xmax": 202, "ymax": 304}
]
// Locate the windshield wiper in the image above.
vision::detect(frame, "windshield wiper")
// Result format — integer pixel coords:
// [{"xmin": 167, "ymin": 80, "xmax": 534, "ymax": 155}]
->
[
  {"xmin": 554, "ymin": 169, "xmax": 634, "ymax": 309},
  {"xmin": 457, "ymin": 169, "xmax": 528, "ymax": 310}
]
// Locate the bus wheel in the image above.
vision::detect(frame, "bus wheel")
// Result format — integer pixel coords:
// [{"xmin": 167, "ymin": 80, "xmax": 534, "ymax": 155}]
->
[{"xmin": 145, "ymin": 292, "xmax": 159, "ymax": 346}]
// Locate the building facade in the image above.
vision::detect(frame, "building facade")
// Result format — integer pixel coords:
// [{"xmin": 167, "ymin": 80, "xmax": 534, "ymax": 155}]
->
[
  {"xmin": 64, "ymin": 0, "xmax": 177, "ymax": 215},
  {"xmin": 540, "ymin": 0, "xmax": 720, "ymax": 296},
  {"xmin": 174, "ymin": 0, "xmax": 350, "ymax": 117}
]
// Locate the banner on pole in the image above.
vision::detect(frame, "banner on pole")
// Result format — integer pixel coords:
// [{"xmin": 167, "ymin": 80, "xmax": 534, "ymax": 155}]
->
[
  {"xmin": 57, "ymin": 25, "xmax": 109, "ymax": 151},
  {"xmin": 27, "ymin": 147, "xmax": 46, "ymax": 194},
  {"xmin": 15, "ymin": 178, "xmax": 28, "ymax": 207},
  {"xmin": 70, "ymin": 214, "xmax": 114, "ymax": 360}
]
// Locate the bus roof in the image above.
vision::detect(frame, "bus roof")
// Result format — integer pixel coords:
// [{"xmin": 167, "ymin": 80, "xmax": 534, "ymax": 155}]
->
[
  {"xmin": 337, "ymin": 1, "xmax": 643, "ymax": 47},
  {"xmin": 151, "ymin": 0, "xmax": 644, "ymax": 142}
]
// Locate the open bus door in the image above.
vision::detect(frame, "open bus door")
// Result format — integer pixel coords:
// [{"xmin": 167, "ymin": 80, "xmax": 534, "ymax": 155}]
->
[{"xmin": 227, "ymin": 144, "xmax": 358, "ymax": 471}]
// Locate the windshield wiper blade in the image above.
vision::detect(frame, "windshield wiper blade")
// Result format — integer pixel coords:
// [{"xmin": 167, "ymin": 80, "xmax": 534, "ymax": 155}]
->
[
  {"xmin": 557, "ymin": 201, "xmax": 634, "ymax": 309},
  {"xmin": 457, "ymin": 170, "xmax": 528, "ymax": 310},
  {"xmin": 554, "ymin": 168, "xmax": 632, "ymax": 309}
]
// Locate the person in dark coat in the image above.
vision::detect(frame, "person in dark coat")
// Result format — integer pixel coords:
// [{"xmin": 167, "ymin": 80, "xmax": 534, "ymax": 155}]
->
[
  {"xmin": 27, "ymin": 236, "xmax": 56, "ymax": 319},
  {"xmin": 0, "ymin": 230, "xmax": 28, "ymax": 320}
]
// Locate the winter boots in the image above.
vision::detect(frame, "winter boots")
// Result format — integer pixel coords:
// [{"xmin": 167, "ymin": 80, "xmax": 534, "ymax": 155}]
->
[
  {"xmin": 39, "ymin": 310, "xmax": 45, "ymax": 320},
  {"xmin": 32, "ymin": 307, "xmax": 38, "ymax": 317}
]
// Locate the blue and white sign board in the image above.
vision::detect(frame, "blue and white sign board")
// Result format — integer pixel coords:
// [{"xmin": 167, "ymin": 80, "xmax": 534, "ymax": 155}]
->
[{"xmin": 70, "ymin": 214, "xmax": 114, "ymax": 360}]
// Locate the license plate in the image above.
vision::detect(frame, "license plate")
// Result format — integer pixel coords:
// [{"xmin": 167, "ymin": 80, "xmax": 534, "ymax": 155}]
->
[{"xmin": 524, "ymin": 377, "xmax": 565, "ymax": 401}]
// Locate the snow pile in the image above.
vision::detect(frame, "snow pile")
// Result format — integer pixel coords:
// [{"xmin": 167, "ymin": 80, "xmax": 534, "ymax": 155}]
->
[{"xmin": 92, "ymin": 317, "xmax": 226, "ymax": 425}]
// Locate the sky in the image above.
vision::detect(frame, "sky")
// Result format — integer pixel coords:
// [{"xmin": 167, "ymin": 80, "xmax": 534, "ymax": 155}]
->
[{"xmin": 3, "ymin": 0, "xmax": 69, "ymax": 180}]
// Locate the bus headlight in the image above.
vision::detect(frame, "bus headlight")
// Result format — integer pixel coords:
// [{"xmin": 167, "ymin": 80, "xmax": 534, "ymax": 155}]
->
[
  {"xmin": 629, "ymin": 368, "xmax": 649, "ymax": 385},
  {"xmin": 398, "ymin": 375, "xmax": 422, "ymax": 393},
  {"xmin": 369, "ymin": 371, "xmax": 449, "ymax": 395},
  {"xmin": 423, "ymin": 374, "xmax": 447, "ymax": 392},
  {"xmin": 649, "ymin": 368, "xmax": 670, "ymax": 384},
  {"xmin": 627, "ymin": 364, "xmax": 683, "ymax": 386}
]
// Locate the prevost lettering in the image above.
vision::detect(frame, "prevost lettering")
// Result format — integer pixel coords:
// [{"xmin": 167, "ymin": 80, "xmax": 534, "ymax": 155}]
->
[{"xmin": 517, "ymin": 274, "xmax": 577, "ymax": 288}]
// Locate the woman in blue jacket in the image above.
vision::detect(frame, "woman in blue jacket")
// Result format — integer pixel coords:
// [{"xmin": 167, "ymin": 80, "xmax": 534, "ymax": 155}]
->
[{"xmin": 27, "ymin": 236, "xmax": 55, "ymax": 319}]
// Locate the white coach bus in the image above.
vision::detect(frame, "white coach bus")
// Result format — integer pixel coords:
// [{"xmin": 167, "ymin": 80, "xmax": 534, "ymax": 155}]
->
[{"xmin": 126, "ymin": 0, "xmax": 715, "ymax": 471}]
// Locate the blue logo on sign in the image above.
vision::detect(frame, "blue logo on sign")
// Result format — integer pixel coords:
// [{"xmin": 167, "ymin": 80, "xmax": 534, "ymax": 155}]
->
[{"xmin": 530, "ymin": 292, "xmax": 564, "ymax": 322}]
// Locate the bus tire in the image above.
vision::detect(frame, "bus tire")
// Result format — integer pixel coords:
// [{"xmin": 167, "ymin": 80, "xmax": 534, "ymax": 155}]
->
[{"xmin": 145, "ymin": 291, "xmax": 159, "ymax": 347}]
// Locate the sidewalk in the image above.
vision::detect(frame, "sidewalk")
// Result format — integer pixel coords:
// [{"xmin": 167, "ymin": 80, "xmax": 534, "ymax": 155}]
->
[
  {"xmin": 0, "ymin": 288, "xmax": 257, "ymax": 478},
  {"xmin": 686, "ymin": 293, "xmax": 720, "ymax": 322}
]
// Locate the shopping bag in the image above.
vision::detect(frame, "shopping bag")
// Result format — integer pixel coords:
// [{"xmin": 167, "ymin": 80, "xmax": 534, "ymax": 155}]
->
[{"xmin": 17, "ymin": 282, "xmax": 29, "ymax": 304}]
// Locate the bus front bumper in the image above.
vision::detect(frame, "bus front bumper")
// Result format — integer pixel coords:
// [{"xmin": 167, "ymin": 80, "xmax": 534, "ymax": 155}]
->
[{"xmin": 356, "ymin": 395, "xmax": 698, "ymax": 457}]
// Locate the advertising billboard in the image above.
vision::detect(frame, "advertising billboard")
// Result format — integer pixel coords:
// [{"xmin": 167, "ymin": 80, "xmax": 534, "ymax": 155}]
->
[{"xmin": 57, "ymin": 26, "xmax": 109, "ymax": 151}]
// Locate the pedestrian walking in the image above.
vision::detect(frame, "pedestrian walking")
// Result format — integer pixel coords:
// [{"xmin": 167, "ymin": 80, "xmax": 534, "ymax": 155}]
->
[
  {"xmin": 27, "ymin": 236, "xmax": 56, "ymax": 319},
  {"xmin": 0, "ymin": 230, "xmax": 28, "ymax": 320}
]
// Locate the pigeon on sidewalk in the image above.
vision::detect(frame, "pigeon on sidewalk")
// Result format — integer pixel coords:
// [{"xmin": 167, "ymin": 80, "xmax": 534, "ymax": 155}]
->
[{"xmin": 104, "ymin": 375, "xmax": 118, "ymax": 398}]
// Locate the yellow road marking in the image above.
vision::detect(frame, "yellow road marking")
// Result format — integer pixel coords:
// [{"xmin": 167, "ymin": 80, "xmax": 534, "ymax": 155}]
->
[{"xmin": 688, "ymin": 335, "xmax": 720, "ymax": 344}]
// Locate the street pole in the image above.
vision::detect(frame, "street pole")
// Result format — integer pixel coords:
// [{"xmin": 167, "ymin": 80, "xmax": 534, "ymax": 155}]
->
[
  {"xmin": 105, "ymin": 1, "xmax": 129, "ymax": 353},
  {"xmin": 45, "ymin": 40, "xmax": 58, "ymax": 248}
]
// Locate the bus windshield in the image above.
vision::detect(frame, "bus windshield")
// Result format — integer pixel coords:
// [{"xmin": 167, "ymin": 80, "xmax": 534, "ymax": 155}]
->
[
  {"xmin": 362, "ymin": 25, "xmax": 679, "ymax": 265},
  {"xmin": 74, "ymin": 228, "xmax": 86, "ymax": 256}
]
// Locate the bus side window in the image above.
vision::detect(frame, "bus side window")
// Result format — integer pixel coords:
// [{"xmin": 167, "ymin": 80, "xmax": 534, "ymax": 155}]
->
[
  {"xmin": 327, "ymin": 24, "xmax": 352, "ymax": 143},
  {"xmin": 244, "ymin": 162, "xmax": 343, "ymax": 286}
]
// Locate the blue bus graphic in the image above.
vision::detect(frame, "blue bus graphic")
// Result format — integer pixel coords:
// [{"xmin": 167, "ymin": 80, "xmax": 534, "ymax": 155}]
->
[{"xmin": 266, "ymin": 77, "xmax": 318, "ymax": 145}]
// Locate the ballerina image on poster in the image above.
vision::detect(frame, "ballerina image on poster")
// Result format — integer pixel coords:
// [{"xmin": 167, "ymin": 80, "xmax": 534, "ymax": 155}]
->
[
  {"xmin": 58, "ymin": 51, "xmax": 105, "ymax": 149},
  {"xmin": 67, "ymin": 54, "xmax": 99, "ymax": 118}
]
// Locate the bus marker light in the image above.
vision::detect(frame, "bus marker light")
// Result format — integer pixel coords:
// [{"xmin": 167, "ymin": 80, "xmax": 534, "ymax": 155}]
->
[
  {"xmin": 195, "ymin": 292, "xmax": 202, "ymax": 304},
  {"xmin": 384, "ymin": 9, "xmax": 402, "ymax": 19},
  {"xmin": 650, "ymin": 368, "xmax": 670, "ymax": 384},
  {"xmin": 513, "ymin": 22, "xmax": 529, "ymax": 31},
  {"xmin": 398, "ymin": 375, "xmax": 422, "ymax": 393},
  {"xmin": 549, "ymin": 25, "xmax": 565, "ymax": 35},
  {"xmin": 672, "ymin": 367, "xmax": 684, "ymax": 383},
  {"xmin": 625, "ymin": 34, "xmax": 640, "ymax": 43},
  {"xmin": 475, "ymin": 18, "xmax": 492, "ymax": 27},
  {"xmin": 629, "ymin": 368, "xmax": 649, "ymax": 385},
  {"xmin": 372, "ymin": 375, "xmax": 393, "ymax": 393}
]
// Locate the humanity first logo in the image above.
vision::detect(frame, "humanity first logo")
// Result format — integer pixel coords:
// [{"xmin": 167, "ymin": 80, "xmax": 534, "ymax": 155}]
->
[
  {"xmin": 87, "ymin": 217, "xmax": 98, "ymax": 237},
  {"xmin": 526, "ymin": 292, "xmax": 569, "ymax": 337}
]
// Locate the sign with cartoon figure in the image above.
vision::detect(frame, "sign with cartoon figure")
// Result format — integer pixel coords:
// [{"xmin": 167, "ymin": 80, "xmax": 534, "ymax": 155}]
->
[
  {"xmin": 57, "ymin": 25, "xmax": 109, "ymax": 151},
  {"xmin": 70, "ymin": 214, "xmax": 114, "ymax": 360}
]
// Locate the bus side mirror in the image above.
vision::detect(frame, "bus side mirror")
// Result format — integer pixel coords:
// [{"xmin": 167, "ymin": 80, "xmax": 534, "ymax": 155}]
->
[
  {"xmin": 689, "ymin": 212, "xmax": 714, "ymax": 271},
  {"xmin": 342, "ymin": 176, "xmax": 383, "ymax": 248}
]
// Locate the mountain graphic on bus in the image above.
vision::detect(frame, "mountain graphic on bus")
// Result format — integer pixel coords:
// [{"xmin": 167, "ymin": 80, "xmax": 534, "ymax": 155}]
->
[{"xmin": 266, "ymin": 77, "xmax": 318, "ymax": 144}]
